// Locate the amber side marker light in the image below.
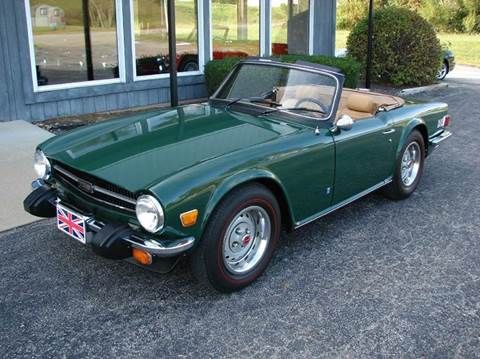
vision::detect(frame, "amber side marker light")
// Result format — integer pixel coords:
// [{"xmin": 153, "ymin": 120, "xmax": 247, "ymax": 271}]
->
[
  {"xmin": 132, "ymin": 248, "xmax": 153, "ymax": 266},
  {"xmin": 180, "ymin": 209, "xmax": 198, "ymax": 227}
]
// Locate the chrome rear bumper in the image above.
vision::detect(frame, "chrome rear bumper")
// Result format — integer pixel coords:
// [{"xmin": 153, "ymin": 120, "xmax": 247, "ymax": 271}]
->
[
  {"xmin": 430, "ymin": 130, "xmax": 452, "ymax": 145},
  {"xmin": 428, "ymin": 130, "xmax": 452, "ymax": 156}
]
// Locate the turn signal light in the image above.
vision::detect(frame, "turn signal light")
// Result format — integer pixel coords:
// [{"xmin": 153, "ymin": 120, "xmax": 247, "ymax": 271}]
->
[
  {"xmin": 180, "ymin": 209, "xmax": 198, "ymax": 227},
  {"xmin": 132, "ymin": 248, "xmax": 152, "ymax": 266}
]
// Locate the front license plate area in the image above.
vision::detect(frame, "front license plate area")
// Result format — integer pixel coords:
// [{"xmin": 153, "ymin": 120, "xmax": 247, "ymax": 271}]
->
[{"xmin": 56, "ymin": 203, "xmax": 87, "ymax": 244}]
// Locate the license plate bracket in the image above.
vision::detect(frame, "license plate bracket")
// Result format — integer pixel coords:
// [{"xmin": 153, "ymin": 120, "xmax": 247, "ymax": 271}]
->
[{"xmin": 56, "ymin": 203, "xmax": 87, "ymax": 244}]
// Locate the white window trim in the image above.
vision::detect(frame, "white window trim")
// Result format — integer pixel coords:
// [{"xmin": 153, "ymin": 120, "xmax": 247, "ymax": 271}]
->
[
  {"xmin": 309, "ymin": 0, "xmax": 314, "ymax": 55},
  {"xmin": 208, "ymin": 0, "xmax": 213, "ymax": 61},
  {"xmin": 130, "ymin": 0, "xmax": 205, "ymax": 82},
  {"xmin": 260, "ymin": 0, "xmax": 266, "ymax": 56},
  {"xmin": 25, "ymin": 0, "xmax": 126, "ymax": 93},
  {"xmin": 267, "ymin": 0, "xmax": 314, "ymax": 56}
]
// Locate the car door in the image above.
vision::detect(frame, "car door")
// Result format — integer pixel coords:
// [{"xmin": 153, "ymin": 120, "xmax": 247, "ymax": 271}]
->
[{"xmin": 331, "ymin": 115, "xmax": 395, "ymax": 204}]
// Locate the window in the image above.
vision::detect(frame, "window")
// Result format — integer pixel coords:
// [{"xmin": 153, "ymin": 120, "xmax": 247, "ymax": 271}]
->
[
  {"xmin": 211, "ymin": 0, "xmax": 260, "ymax": 57},
  {"xmin": 131, "ymin": 0, "xmax": 200, "ymax": 78},
  {"xmin": 27, "ymin": 0, "xmax": 123, "ymax": 89},
  {"xmin": 271, "ymin": 0, "xmax": 310, "ymax": 55}
]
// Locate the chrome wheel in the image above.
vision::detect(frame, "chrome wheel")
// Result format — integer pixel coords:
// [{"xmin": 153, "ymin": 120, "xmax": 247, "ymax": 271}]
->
[
  {"xmin": 401, "ymin": 142, "xmax": 421, "ymax": 186},
  {"xmin": 437, "ymin": 63, "xmax": 448, "ymax": 80},
  {"xmin": 222, "ymin": 206, "xmax": 271, "ymax": 275}
]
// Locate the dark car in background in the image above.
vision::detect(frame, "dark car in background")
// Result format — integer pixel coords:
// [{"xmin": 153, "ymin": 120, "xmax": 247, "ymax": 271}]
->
[{"xmin": 437, "ymin": 50, "xmax": 455, "ymax": 80}]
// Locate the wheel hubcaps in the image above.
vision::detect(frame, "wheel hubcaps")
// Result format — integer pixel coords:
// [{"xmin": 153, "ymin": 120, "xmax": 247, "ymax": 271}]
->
[
  {"xmin": 222, "ymin": 206, "xmax": 271, "ymax": 275},
  {"xmin": 437, "ymin": 64, "xmax": 447, "ymax": 79},
  {"xmin": 401, "ymin": 142, "xmax": 421, "ymax": 186}
]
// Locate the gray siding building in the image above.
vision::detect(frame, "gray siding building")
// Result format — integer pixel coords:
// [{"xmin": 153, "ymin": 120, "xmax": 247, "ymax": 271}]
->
[{"xmin": 0, "ymin": 0, "xmax": 336, "ymax": 122}]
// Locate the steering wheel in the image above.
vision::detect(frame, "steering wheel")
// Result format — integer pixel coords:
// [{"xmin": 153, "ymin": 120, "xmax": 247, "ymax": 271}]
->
[{"xmin": 295, "ymin": 98, "xmax": 328, "ymax": 114}]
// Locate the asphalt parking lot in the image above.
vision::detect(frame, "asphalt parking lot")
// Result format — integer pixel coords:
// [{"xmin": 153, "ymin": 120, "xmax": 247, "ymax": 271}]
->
[{"xmin": 1, "ymin": 66, "xmax": 479, "ymax": 358}]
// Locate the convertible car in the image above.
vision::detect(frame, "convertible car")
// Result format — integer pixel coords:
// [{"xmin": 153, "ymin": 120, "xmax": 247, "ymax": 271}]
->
[{"xmin": 24, "ymin": 59, "xmax": 452, "ymax": 292}]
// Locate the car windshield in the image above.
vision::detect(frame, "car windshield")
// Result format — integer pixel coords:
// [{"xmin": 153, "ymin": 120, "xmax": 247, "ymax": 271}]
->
[{"xmin": 213, "ymin": 63, "xmax": 338, "ymax": 119}]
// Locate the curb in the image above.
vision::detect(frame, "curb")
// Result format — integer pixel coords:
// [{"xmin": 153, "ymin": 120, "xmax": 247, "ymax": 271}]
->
[{"xmin": 400, "ymin": 83, "xmax": 448, "ymax": 95}]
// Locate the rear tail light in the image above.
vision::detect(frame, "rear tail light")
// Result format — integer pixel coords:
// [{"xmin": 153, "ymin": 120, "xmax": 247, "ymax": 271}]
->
[{"xmin": 438, "ymin": 115, "xmax": 451, "ymax": 128}]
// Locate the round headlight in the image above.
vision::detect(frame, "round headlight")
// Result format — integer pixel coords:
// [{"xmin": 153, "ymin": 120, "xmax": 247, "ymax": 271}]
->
[
  {"xmin": 34, "ymin": 149, "xmax": 51, "ymax": 180},
  {"xmin": 135, "ymin": 195, "xmax": 164, "ymax": 233}
]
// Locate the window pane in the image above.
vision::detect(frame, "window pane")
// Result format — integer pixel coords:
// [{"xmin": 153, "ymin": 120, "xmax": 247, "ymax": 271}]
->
[
  {"xmin": 271, "ymin": 0, "xmax": 310, "ymax": 55},
  {"xmin": 132, "ymin": 0, "xmax": 199, "ymax": 76},
  {"xmin": 30, "ymin": 0, "xmax": 120, "ymax": 86},
  {"xmin": 212, "ymin": 0, "xmax": 260, "ymax": 57}
]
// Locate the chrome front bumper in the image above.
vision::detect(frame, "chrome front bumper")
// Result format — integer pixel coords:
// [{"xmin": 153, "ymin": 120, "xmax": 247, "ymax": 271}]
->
[{"xmin": 84, "ymin": 214, "xmax": 195, "ymax": 258}]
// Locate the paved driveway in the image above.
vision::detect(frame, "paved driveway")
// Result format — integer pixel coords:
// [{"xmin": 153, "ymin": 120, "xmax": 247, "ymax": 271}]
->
[{"xmin": 1, "ymin": 67, "xmax": 479, "ymax": 358}]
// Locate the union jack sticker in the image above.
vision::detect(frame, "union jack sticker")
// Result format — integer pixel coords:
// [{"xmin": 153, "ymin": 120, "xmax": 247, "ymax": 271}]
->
[{"xmin": 57, "ymin": 203, "xmax": 86, "ymax": 244}]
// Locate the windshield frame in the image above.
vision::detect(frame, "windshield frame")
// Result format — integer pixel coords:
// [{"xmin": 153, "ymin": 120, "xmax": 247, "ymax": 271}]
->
[{"xmin": 210, "ymin": 59, "xmax": 344, "ymax": 123}]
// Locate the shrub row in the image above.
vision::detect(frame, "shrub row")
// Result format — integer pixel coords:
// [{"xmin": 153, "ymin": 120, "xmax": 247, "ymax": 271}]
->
[{"xmin": 204, "ymin": 55, "xmax": 361, "ymax": 95}]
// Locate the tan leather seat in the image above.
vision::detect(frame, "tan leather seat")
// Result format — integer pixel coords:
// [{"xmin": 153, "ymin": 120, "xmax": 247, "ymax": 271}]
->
[{"xmin": 337, "ymin": 89, "xmax": 405, "ymax": 121}]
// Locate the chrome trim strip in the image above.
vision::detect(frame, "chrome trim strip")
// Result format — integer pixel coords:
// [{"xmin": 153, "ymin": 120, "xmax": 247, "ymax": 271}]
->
[
  {"xmin": 294, "ymin": 178, "xmax": 393, "ymax": 228},
  {"xmin": 430, "ymin": 130, "xmax": 452, "ymax": 145},
  {"xmin": 54, "ymin": 165, "xmax": 136, "ymax": 205}
]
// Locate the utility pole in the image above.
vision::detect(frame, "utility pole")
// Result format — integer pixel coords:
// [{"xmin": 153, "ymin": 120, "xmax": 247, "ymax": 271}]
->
[
  {"xmin": 82, "ymin": 0, "xmax": 94, "ymax": 81},
  {"xmin": 365, "ymin": 0, "xmax": 374, "ymax": 89},
  {"xmin": 167, "ymin": 0, "xmax": 178, "ymax": 107}
]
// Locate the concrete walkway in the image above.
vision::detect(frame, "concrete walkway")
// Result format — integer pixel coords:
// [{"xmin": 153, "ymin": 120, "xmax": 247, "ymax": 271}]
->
[{"xmin": 0, "ymin": 121, "xmax": 53, "ymax": 232}]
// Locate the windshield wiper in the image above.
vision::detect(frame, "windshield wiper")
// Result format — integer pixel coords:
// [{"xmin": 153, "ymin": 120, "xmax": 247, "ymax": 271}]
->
[
  {"xmin": 225, "ymin": 97, "xmax": 274, "ymax": 109},
  {"xmin": 224, "ymin": 89, "xmax": 281, "ymax": 110},
  {"xmin": 258, "ymin": 107, "xmax": 326, "ymax": 116}
]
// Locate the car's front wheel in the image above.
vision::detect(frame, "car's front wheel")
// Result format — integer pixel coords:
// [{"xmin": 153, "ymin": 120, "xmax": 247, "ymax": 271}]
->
[
  {"xmin": 191, "ymin": 184, "xmax": 281, "ymax": 292},
  {"xmin": 383, "ymin": 130, "xmax": 425, "ymax": 200}
]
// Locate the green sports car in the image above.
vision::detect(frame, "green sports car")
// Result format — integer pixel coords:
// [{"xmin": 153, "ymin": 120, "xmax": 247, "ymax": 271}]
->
[{"xmin": 24, "ymin": 59, "xmax": 452, "ymax": 292}]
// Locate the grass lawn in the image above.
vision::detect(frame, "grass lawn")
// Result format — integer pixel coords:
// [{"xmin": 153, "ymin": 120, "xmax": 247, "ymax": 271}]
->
[{"xmin": 336, "ymin": 29, "xmax": 480, "ymax": 67}]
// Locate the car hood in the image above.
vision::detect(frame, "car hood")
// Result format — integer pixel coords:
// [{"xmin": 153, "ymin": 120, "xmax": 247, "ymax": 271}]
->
[{"xmin": 41, "ymin": 103, "xmax": 300, "ymax": 192}]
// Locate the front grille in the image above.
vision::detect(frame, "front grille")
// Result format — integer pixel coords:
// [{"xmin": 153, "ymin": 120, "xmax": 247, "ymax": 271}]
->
[{"xmin": 52, "ymin": 162, "xmax": 137, "ymax": 212}]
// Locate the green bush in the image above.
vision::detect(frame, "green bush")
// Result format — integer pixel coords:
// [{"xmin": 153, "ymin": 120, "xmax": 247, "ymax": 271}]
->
[
  {"xmin": 337, "ymin": 0, "xmax": 480, "ymax": 33},
  {"xmin": 204, "ymin": 55, "xmax": 361, "ymax": 95},
  {"xmin": 420, "ymin": 0, "xmax": 467, "ymax": 33},
  {"xmin": 347, "ymin": 7, "xmax": 442, "ymax": 86}
]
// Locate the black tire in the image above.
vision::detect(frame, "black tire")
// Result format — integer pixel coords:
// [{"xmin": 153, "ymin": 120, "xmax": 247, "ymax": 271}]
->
[
  {"xmin": 436, "ymin": 61, "xmax": 449, "ymax": 80},
  {"xmin": 179, "ymin": 58, "xmax": 199, "ymax": 72},
  {"xmin": 190, "ymin": 183, "xmax": 281, "ymax": 292},
  {"xmin": 383, "ymin": 130, "xmax": 426, "ymax": 200}
]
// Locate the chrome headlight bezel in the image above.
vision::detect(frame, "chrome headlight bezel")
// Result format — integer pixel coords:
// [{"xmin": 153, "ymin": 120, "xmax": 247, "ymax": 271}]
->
[
  {"xmin": 34, "ymin": 149, "xmax": 51, "ymax": 180},
  {"xmin": 135, "ymin": 194, "xmax": 165, "ymax": 233}
]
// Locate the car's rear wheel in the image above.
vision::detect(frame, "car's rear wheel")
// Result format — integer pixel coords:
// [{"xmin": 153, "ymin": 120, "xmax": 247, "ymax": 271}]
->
[
  {"xmin": 437, "ymin": 61, "xmax": 449, "ymax": 80},
  {"xmin": 383, "ymin": 130, "xmax": 425, "ymax": 200},
  {"xmin": 190, "ymin": 184, "xmax": 281, "ymax": 292}
]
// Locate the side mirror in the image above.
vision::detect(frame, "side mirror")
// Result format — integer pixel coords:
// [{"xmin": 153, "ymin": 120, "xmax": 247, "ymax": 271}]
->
[{"xmin": 335, "ymin": 114, "xmax": 354, "ymax": 131}]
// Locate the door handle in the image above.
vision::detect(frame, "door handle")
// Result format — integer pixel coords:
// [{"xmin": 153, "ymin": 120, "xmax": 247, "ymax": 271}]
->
[{"xmin": 382, "ymin": 129, "xmax": 395, "ymax": 135}]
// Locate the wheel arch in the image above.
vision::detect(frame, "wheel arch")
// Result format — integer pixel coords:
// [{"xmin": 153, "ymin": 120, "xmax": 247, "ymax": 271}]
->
[
  {"xmin": 202, "ymin": 170, "xmax": 295, "ymax": 234},
  {"xmin": 396, "ymin": 119, "xmax": 429, "ymax": 159}
]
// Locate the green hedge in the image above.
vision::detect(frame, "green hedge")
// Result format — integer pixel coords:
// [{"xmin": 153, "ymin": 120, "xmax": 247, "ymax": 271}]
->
[
  {"xmin": 347, "ymin": 7, "xmax": 442, "ymax": 86},
  {"xmin": 204, "ymin": 55, "xmax": 361, "ymax": 95}
]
